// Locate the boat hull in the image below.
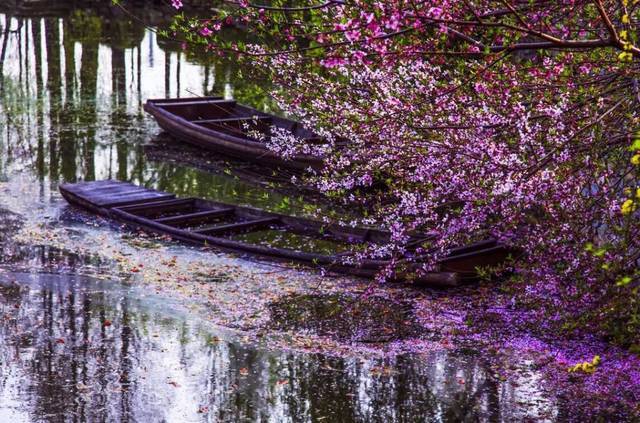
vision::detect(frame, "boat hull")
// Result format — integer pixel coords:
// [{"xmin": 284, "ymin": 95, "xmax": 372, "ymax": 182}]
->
[
  {"xmin": 144, "ymin": 98, "xmax": 324, "ymax": 171},
  {"xmin": 59, "ymin": 181, "xmax": 516, "ymax": 287}
]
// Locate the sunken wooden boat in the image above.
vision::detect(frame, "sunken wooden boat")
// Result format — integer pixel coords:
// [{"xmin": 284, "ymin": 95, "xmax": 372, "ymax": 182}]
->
[
  {"xmin": 144, "ymin": 96, "xmax": 325, "ymax": 171},
  {"xmin": 59, "ymin": 180, "xmax": 515, "ymax": 287}
]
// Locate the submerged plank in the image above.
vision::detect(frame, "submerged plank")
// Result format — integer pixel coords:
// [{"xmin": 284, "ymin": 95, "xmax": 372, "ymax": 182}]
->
[{"xmin": 194, "ymin": 217, "xmax": 280, "ymax": 235}]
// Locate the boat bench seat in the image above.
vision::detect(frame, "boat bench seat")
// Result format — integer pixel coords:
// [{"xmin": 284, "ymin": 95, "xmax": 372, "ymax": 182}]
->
[{"xmin": 155, "ymin": 208, "xmax": 235, "ymax": 226}]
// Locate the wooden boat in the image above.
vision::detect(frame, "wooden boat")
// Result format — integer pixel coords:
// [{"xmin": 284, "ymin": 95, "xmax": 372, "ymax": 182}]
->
[
  {"xmin": 59, "ymin": 181, "xmax": 515, "ymax": 287},
  {"xmin": 144, "ymin": 96, "xmax": 325, "ymax": 171}
]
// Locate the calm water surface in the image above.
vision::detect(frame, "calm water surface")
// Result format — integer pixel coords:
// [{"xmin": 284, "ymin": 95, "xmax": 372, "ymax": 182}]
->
[
  {"xmin": 0, "ymin": 2, "xmax": 557, "ymax": 421},
  {"xmin": 0, "ymin": 1, "xmax": 306, "ymax": 215},
  {"xmin": 0, "ymin": 271, "xmax": 547, "ymax": 422}
]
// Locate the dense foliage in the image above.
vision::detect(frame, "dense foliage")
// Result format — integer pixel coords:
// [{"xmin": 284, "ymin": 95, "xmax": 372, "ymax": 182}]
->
[{"xmin": 170, "ymin": 1, "xmax": 640, "ymax": 347}]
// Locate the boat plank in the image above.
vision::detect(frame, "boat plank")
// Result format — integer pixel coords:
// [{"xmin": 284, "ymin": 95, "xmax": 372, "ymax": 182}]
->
[
  {"xmin": 194, "ymin": 217, "xmax": 280, "ymax": 235},
  {"xmin": 117, "ymin": 198, "xmax": 194, "ymax": 211},
  {"xmin": 155, "ymin": 208, "xmax": 235, "ymax": 226},
  {"xmin": 61, "ymin": 182, "xmax": 175, "ymax": 208},
  {"xmin": 154, "ymin": 99, "xmax": 236, "ymax": 108},
  {"xmin": 96, "ymin": 193, "xmax": 176, "ymax": 208},
  {"xmin": 148, "ymin": 96, "xmax": 224, "ymax": 104}
]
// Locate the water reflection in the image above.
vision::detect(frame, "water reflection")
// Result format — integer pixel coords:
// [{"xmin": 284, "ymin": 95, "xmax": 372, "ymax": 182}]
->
[
  {"xmin": 269, "ymin": 293, "xmax": 419, "ymax": 342},
  {"xmin": 0, "ymin": 271, "xmax": 547, "ymax": 422},
  {"xmin": 0, "ymin": 4, "xmax": 310, "ymax": 215}
]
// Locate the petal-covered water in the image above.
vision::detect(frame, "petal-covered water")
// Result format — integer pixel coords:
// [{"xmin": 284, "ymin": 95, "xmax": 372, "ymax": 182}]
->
[{"xmin": 0, "ymin": 271, "xmax": 550, "ymax": 422}]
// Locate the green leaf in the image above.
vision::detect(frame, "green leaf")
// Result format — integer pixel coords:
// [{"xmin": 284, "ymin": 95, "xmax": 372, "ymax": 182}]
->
[
  {"xmin": 616, "ymin": 276, "xmax": 633, "ymax": 287},
  {"xmin": 594, "ymin": 248, "xmax": 607, "ymax": 257}
]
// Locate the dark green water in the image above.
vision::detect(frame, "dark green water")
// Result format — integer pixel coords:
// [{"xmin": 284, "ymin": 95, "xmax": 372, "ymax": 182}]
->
[{"xmin": 0, "ymin": 2, "xmax": 556, "ymax": 421}]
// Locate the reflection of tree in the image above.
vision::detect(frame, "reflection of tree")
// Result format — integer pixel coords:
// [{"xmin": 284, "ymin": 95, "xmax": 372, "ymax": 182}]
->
[
  {"xmin": 112, "ymin": 41, "xmax": 128, "ymax": 180},
  {"xmin": 60, "ymin": 18, "xmax": 78, "ymax": 182},
  {"xmin": 45, "ymin": 18, "xmax": 61, "ymax": 182},
  {"xmin": 164, "ymin": 48, "xmax": 170, "ymax": 97},
  {"xmin": 66, "ymin": 10, "xmax": 102, "ymax": 182},
  {"xmin": 118, "ymin": 298, "xmax": 134, "ymax": 420},
  {"xmin": 2, "ymin": 5, "xmax": 280, "ymax": 188},
  {"xmin": 0, "ymin": 14, "xmax": 11, "ymax": 90},
  {"xmin": 0, "ymin": 272, "xmax": 553, "ymax": 421},
  {"xmin": 93, "ymin": 294, "xmax": 109, "ymax": 422},
  {"xmin": 160, "ymin": 30, "xmax": 276, "ymax": 109},
  {"xmin": 105, "ymin": 16, "xmax": 145, "ymax": 182},
  {"xmin": 31, "ymin": 18, "xmax": 45, "ymax": 180},
  {"xmin": 199, "ymin": 344, "xmax": 507, "ymax": 422},
  {"xmin": 0, "ymin": 275, "xmax": 134, "ymax": 420},
  {"xmin": 80, "ymin": 22, "xmax": 98, "ymax": 181},
  {"xmin": 77, "ymin": 293, "xmax": 92, "ymax": 420}
]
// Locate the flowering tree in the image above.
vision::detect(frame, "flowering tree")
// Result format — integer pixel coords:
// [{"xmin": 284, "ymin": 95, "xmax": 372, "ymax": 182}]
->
[{"xmin": 170, "ymin": 1, "xmax": 640, "ymax": 345}]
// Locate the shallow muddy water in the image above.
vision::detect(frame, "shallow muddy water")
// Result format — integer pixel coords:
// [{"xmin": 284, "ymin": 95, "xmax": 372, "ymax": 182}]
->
[{"xmin": 0, "ymin": 2, "xmax": 559, "ymax": 421}]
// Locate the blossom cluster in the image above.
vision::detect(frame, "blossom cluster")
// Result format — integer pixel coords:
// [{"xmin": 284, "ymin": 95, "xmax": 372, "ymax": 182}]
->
[{"xmin": 172, "ymin": 0, "xmax": 640, "ymax": 345}]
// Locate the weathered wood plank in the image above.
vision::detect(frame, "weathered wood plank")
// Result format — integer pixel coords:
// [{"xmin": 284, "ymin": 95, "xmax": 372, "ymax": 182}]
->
[
  {"xmin": 192, "ymin": 116, "xmax": 272, "ymax": 125},
  {"xmin": 155, "ymin": 208, "xmax": 235, "ymax": 226},
  {"xmin": 97, "ymin": 193, "xmax": 176, "ymax": 208},
  {"xmin": 60, "ymin": 181, "xmax": 174, "ymax": 208}
]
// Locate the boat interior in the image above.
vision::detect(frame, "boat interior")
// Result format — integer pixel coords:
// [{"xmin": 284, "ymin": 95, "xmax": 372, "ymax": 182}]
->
[
  {"xmin": 112, "ymin": 197, "xmax": 379, "ymax": 255},
  {"xmin": 112, "ymin": 196, "xmax": 506, "ymax": 262},
  {"xmin": 62, "ymin": 180, "xmax": 511, "ymax": 269},
  {"xmin": 149, "ymin": 97, "xmax": 321, "ymax": 143}
]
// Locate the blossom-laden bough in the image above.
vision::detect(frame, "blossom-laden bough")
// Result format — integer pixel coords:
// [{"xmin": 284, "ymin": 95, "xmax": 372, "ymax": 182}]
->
[{"xmin": 165, "ymin": 0, "xmax": 640, "ymax": 347}]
